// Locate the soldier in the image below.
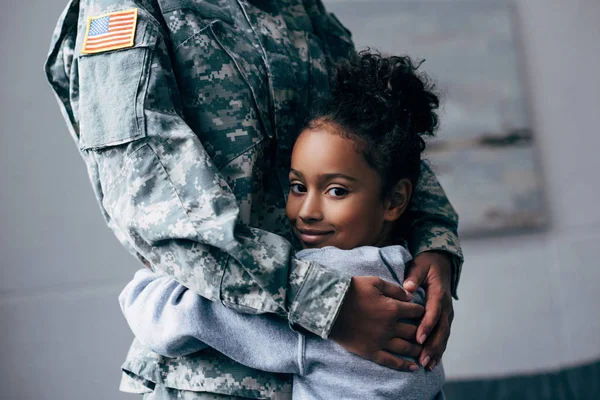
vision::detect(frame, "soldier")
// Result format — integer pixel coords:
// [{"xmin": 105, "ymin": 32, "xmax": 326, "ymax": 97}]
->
[{"xmin": 45, "ymin": 0, "xmax": 463, "ymax": 399}]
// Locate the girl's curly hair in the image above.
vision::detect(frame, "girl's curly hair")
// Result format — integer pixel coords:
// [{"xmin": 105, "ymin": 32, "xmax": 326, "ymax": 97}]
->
[{"xmin": 305, "ymin": 50, "xmax": 439, "ymax": 196}]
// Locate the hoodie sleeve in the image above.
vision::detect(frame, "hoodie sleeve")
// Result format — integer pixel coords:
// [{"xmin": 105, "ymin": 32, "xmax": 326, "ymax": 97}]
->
[{"xmin": 119, "ymin": 269, "xmax": 305, "ymax": 374}]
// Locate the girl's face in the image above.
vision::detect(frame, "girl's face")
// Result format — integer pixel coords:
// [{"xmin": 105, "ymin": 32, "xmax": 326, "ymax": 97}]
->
[{"xmin": 286, "ymin": 126, "xmax": 395, "ymax": 250}]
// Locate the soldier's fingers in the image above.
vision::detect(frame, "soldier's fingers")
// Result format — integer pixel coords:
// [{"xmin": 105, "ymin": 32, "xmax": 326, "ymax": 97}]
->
[
  {"xmin": 375, "ymin": 278, "xmax": 414, "ymax": 302},
  {"xmin": 385, "ymin": 338, "xmax": 423, "ymax": 359},
  {"xmin": 404, "ymin": 260, "xmax": 430, "ymax": 293},
  {"xmin": 394, "ymin": 301, "xmax": 425, "ymax": 320},
  {"xmin": 420, "ymin": 311, "xmax": 452, "ymax": 370},
  {"xmin": 373, "ymin": 350, "xmax": 420, "ymax": 372},
  {"xmin": 416, "ymin": 287, "xmax": 443, "ymax": 344},
  {"xmin": 394, "ymin": 322, "xmax": 418, "ymax": 341}
]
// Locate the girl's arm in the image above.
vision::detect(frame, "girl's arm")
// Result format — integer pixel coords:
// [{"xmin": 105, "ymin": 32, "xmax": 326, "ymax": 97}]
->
[{"xmin": 119, "ymin": 269, "xmax": 304, "ymax": 375}]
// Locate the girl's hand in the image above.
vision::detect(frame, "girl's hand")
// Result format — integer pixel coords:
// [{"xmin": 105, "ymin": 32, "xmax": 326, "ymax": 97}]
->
[
  {"xmin": 404, "ymin": 251, "xmax": 454, "ymax": 371},
  {"xmin": 330, "ymin": 276, "xmax": 425, "ymax": 371}
]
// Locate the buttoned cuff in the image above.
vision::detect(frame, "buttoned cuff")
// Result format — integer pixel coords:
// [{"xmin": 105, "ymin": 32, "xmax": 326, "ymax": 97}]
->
[{"xmin": 288, "ymin": 259, "xmax": 351, "ymax": 339}]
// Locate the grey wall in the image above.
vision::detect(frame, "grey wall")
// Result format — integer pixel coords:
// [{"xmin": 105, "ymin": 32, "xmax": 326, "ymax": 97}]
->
[
  {"xmin": 0, "ymin": 0, "xmax": 599, "ymax": 399},
  {"xmin": 1, "ymin": 2, "xmax": 139, "ymax": 399}
]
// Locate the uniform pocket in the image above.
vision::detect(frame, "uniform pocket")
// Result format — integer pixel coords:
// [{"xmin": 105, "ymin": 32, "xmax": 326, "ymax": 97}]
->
[
  {"xmin": 170, "ymin": 19, "xmax": 269, "ymax": 168},
  {"xmin": 77, "ymin": 20, "xmax": 158, "ymax": 150}
]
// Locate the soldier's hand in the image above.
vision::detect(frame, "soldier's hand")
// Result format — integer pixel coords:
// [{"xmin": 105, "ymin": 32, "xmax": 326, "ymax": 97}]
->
[
  {"xmin": 330, "ymin": 276, "xmax": 424, "ymax": 371},
  {"xmin": 404, "ymin": 251, "xmax": 454, "ymax": 371}
]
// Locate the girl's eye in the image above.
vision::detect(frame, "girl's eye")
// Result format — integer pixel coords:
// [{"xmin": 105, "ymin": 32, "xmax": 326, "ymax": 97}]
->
[
  {"xmin": 327, "ymin": 187, "xmax": 348, "ymax": 197},
  {"xmin": 290, "ymin": 183, "xmax": 307, "ymax": 194}
]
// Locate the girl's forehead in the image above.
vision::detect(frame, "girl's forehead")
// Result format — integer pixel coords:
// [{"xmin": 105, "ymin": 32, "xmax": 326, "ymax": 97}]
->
[
  {"xmin": 291, "ymin": 128, "xmax": 377, "ymax": 182},
  {"xmin": 293, "ymin": 128, "xmax": 358, "ymax": 161}
]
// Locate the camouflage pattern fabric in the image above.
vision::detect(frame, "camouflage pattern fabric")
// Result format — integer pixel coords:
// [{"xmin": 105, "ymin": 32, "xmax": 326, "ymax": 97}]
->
[
  {"xmin": 45, "ymin": 0, "xmax": 463, "ymax": 398},
  {"xmin": 144, "ymin": 391, "xmax": 253, "ymax": 400},
  {"xmin": 121, "ymin": 340, "xmax": 292, "ymax": 398}
]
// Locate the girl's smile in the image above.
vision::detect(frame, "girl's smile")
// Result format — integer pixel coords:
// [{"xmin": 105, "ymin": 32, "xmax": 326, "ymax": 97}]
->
[{"xmin": 293, "ymin": 227, "xmax": 335, "ymax": 246}]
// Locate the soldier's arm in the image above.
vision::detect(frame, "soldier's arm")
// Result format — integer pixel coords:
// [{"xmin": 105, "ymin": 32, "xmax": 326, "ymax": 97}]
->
[
  {"xmin": 403, "ymin": 163, "xmax": 463, "ymax": 298},
  {"xmin": 119, "ymin": 268, "xmax": 303, "ymax": 374},
  {"xmin": 45, "ymin": 3, "xmax": 348, "ymax": 339}
]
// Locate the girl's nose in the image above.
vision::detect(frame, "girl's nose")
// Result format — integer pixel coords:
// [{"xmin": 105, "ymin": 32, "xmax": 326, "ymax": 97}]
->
[{"xmin": 299, "ymin": 193, "xmax": 323, "ymax": 222}]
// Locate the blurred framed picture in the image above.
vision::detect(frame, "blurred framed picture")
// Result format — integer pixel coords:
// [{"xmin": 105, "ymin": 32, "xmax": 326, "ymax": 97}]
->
[{"xmin": 325, "ymin": 0, "xmax": 546, "ymax": 237}]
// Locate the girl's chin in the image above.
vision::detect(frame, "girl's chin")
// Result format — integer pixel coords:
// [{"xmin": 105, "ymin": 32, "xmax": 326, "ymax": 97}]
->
[
  {"xmin": 300, "ymin": 240, "xmax": 329, "ymax": 249},
  {"xmin": 299, "ymin": 237, "xmax": 382, "ymax": 250}
]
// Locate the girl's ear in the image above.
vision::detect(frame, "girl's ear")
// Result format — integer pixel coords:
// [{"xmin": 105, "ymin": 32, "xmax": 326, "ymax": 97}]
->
[{"xmin": 383, "ymin": 179, "xmax": 413, "ymax": 222}]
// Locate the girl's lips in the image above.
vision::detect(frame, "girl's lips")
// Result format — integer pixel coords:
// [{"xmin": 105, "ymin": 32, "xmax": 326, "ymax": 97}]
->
[{"xmin": 296, "ymin": 228, "xmax": 334, "ymax": 245}]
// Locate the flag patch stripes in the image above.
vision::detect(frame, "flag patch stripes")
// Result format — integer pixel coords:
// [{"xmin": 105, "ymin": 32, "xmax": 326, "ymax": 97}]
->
[{"xmin": 82, "ymin": 9, "xmax": 138, "ymax": 54}]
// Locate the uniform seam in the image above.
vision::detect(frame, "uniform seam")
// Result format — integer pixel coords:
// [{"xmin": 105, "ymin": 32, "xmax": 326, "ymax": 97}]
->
[
  {"xmin": 218, "ymin": 254, "xmax": 231, "ymax": 307},
  {"xmin": 144, "ymin": 143, "xmax": 205, "ymax": 243},
  {"xmin": 297, "ymin": 333, "xmax": 306, "ymax": 376},
  {"xmin": 131, "ymin": 2, "xmax": 164, "ymax": 31},
  {"xmin": 216, "ymin": 137, "xmax": 265, "ymax": 171},
  {"xmin": 134, "ymin": 48, "xmax": 150, "ymax": 134},
  {"xmin": 175, "ymin": 22, "xmax": 217, "ymax": 52},
  {"xmin": 207, "ymin": 22, "xmax": 274, "ymax": 141}
]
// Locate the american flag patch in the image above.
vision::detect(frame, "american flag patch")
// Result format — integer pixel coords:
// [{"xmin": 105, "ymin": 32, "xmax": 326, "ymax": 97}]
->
[{"xmin": 81, "ymin": 9, "xmax": 138, "ymax": 54}]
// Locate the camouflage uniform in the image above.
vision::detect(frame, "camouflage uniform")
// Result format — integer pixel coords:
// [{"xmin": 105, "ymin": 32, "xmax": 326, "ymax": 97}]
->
[{"xmin": 45, "ymin": 0, "xmax": 463, "ymax": 398}]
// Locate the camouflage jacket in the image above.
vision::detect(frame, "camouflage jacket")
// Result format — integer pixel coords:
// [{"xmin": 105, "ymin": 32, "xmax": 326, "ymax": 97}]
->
[{"xmin": 45, "ymin": 0, "xmax": 463, "ymax": 398}]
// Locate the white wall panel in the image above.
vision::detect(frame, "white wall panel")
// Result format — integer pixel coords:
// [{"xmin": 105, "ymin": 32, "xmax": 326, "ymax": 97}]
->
[
  {"xmin": 551, "ymin": 233, "xmax": 600, "ymax": 366},
  {"xmin": 442, "ymin": 235, "xmax": 564, "ymax": 378}
]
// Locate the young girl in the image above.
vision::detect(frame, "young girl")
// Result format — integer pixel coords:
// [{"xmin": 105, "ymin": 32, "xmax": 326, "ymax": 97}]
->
[{"xmin": 120, "ymin": 51, "xmax": 445, "ymax": 399}]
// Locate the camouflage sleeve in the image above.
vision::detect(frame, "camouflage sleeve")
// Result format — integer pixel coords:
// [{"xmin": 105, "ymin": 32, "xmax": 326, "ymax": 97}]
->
[
  {"xmin": 45, "ymin": 1, "xmax": 349, "ymax": 339},
  {"xmin": 404, "ymin": 163, "xmax": 464, "ymax": 299}
]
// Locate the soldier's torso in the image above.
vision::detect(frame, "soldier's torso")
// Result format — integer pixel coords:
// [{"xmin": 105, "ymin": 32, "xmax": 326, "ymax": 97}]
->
[{"xmin": 55, "ymin": 0, "xmax": 353, "ymax": 398}]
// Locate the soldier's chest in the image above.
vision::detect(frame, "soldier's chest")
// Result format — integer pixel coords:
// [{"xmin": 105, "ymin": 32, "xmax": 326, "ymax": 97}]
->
[{"xmin": 162, "ymin": 0, "xmax": 327, "ymax": 166}]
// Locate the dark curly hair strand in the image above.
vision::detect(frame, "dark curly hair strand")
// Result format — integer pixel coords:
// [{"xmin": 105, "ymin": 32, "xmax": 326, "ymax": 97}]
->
[{"xmin": 304, "ymin": 50, "xmax": 439, "ymax": 197}]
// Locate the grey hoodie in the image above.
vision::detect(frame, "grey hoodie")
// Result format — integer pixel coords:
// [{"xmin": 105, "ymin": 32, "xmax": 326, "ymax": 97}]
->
[{"xmin": 120, "ymin": 245, "xmax": 445, "ymax": 399}]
